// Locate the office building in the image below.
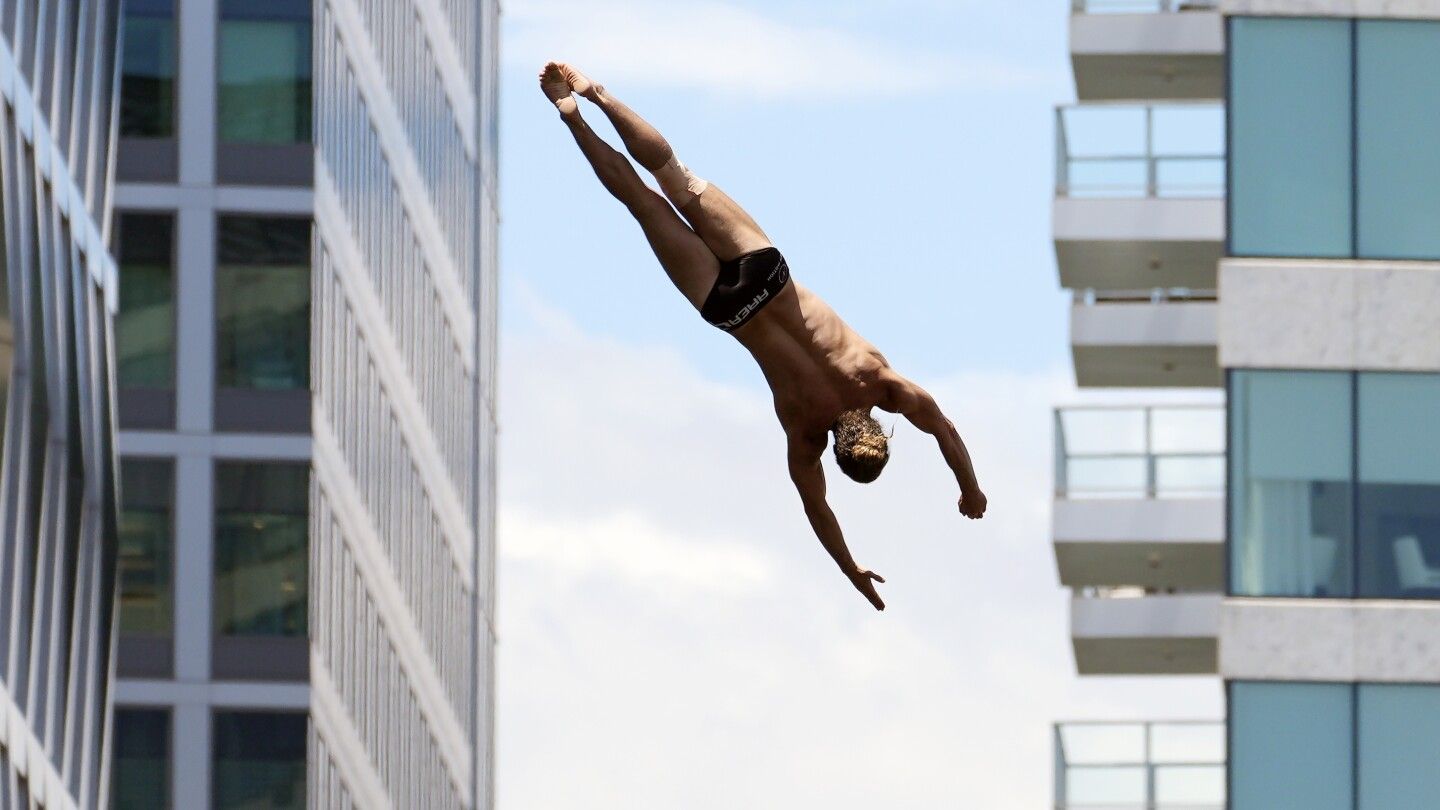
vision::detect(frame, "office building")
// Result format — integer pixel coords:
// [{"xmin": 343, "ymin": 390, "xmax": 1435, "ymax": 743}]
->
[
  {"xmin": 1052, "ymin": 2, "xmax": 1440, "ymax": 808},
  {"xmin": 0, "ymin": 1, "xmax": 124, "ymax": 808},
  {"xmin": 110, "ymin": 0, "xmax": 497, "ymax": 806}
]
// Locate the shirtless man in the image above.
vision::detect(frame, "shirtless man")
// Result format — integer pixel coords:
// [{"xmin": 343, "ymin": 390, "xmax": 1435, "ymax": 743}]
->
[{"xmin": 541, "ymin": 62, "xmax": 986, "ymax": 611}]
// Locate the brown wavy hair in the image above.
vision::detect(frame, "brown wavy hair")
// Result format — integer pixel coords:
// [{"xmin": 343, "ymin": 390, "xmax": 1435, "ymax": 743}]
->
[{"xmin": 832, "ymin": 409, "xmax": 890, "ymax": 483}]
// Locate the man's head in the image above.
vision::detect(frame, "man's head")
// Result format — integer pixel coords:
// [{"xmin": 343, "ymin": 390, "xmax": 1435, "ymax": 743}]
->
[{"xmin": 832, "ymin": 409, "xmax": 890, "ymax": 483}]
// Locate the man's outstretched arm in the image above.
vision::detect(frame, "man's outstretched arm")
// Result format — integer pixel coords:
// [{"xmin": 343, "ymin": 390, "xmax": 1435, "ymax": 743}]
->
[
  {"xmin": 787, "ymin": 435, "xmax": 886, "ymax": 610},
  {"xmin": 887, "ymin": 378, "xmax": 987, "ymax": 519}
]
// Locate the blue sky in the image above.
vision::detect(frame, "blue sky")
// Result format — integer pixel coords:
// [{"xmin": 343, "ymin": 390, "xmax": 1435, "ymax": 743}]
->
[{"xmin": 496, "ymin": 2, "xmax": 1222, "ymax": 807}]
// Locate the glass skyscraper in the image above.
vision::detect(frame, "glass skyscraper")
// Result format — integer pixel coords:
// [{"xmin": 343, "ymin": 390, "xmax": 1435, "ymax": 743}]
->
[
  {"xmin": 0, "ymin": 1, "xmax": 124, "ymax": 809},
  {"xmin": 1053, "ymin": 2, "xmax": 1440, "ymax": 808}
]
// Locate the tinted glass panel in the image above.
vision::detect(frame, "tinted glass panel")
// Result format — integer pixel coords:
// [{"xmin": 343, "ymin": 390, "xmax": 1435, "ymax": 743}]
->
[
  {"xmin": 216, "ymin": 217, "xmax": 310, "ymax": 391},
  {"xmin": 119, "ymin": 459, "xmax": 173, "ymax": 635},
  {"xmin": 113, "ymin": 709, "xmax": 169, "ymax": 810},
  {"xmin": 1230, "ymin": 371, "xmax": 1354, "ymax": 597},
  {"xmin": 1357, "ymin": 373, "xmax": 1440, "ymax": 598},
  {"xmin": 1230, "ymin": 17, "xmax": 1353, "ymax": 257},
  {"xmin": 213, "ymin": 712, "xmax": 305, "ymax": 810},
  {"xmin": 1230, "ymin": 681, "xmax": 1353, "ymax": 810},
  {"xmin": 214, "ymin": 463, "xmax": 308, "ymax": 637},
  {"xmin": 1357, "ymin": 21, "xmax": 1440, "ymax": 260},
  {"xmin": 120, "ymin": 0, "xmax": 175, "ymax": 137},
  {"xmin": 117, "ymin": 214, "xmax": 175, "ymax": 388},
  {"xmin": 217, "ymin": 0, "xmax": 312, "ymax": 144},
  {"xmin": 1358, "ymin": 684, "xmax": 1440, "ymax": 810}
]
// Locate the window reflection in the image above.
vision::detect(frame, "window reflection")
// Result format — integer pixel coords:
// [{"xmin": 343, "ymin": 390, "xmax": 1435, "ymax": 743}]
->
[
  {"xmin": 216, "ymin": 216, "xmax": 310, "ymax": 391},
  {"xmin": 117, "ymin": 213, "xmax": 176, "ymax": 389},
  {"xmin": 1357, "ymin": 373, "xmax": 1440, "ymax": 598},
  {"xmin": 113, "ymin": 709, "xmax": 169, "ymax": 810},
  {"xmin": 119, "ymin": 459, "xmax": 174, "ymax": 635},
  {"xmin": 120, "ymin": 0, "xmax": 176, "ymax": 138},
  {"xmin": 214, "ymin": 462, "xmax": 308, "ymax": 637},
  {"xmin": 213, "ymin": 712, "xmax": 305, "ymax": 810},
  {"xmin": 218, "ymin": 0, "xmax": 312, "ymax": 145}
]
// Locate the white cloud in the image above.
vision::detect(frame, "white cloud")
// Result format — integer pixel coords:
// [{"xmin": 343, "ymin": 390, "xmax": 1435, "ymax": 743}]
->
[
  {"xmin": 505, "ymin": 0, "xmax": 1054, "ymax": 100},
  {"xmin": 496, "ymin": 299, "xmax": 1222, "ymax": 809}
]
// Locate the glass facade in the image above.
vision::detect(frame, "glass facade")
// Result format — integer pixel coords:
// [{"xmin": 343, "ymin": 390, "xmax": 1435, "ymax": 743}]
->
[
  {"xmin": 1232, "ymin": 682, "xmax": 1440, "ymax": 810},
  {"xmin": 117, "ymin": 213, "xmax": 176, "ymax": 389},
  {"xmin": 1229, "ymin": 371, "xmax": 1353, "ymax": 597},
  {"xmin": 113, "ymin": 709, "xmax": 170, "ymax": 810},
  {"xmin": 216, "ymin": 216, "xmax": 310, "ymax": 391},
  {"xmin": 217, "ymin": 0, "xmax": 311, "ymax": 144},
  {"xmin": 120, "ymin": 0, "xmax": 176, "ymax": 138},
  {"xmin": 119, "ymin": 459, "xmax": 174, "ymax": 635},
  {"xmin": 213, "ymin": 712, "xmax": 306, "ymax": 810},
  {"xmin": 1230, "ymin": 17, "xmax": 1440, "ymax": 260},
  {"xmin": 214, "ymin": 462, "xmax": 308, "ymax": 638},
  {"xmin": 1231, "ymin": 370, "xmax": 1440, "ymax": 599},
  {"xmin": 1229, "ymin": 17, "xmax": 1352, "ymax": 257},
  {"xmin": 1230, "ymin": 682, "xmax": 1353, "ymax": 810}
]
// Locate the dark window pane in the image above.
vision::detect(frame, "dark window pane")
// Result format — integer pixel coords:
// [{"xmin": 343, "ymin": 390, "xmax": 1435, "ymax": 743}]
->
[
  {"xmin": 1357, "ymin": 21, "xmax": 1440, "ymax": 260},
  {"xmin": 218, "ymin": 1, "xmax": 311, "ymax": 144},
  {"xmin": 214, "ymin": 462, "xmax": 308, "ymax": 637},
  {"xmin": 1229, "ymin": 371, "xmax": 1354, "ymax": 597},
  {"xmin": 216, "ymin": 217, "xmax": 310, "ymax": 391},
  {"xmin": 117, "ymin": 214, "xmax": 176, "ymax": 388},
  {"xmin": 1357, "ymin": 373, "xmax": 1440, "ymax": 598},
  {"xmin": 1230, "ymin": 681, "xmax": 1353, "ymax": 810},
  {"xmin": 213, "ymin": 712, "xmax": 305, "ymax": 810},
  {"xmin": 119, "ymin": 459, "xmax": 174, "ymax": 635},
  {"xmin": 1229, "ymin": 17, "xmax": 1353, "ymax": 257},
  {"xmin": 120, "ymin": 0, "xmax": 176, "ymax": 138},
  {"xmin": 113, "ymin": 709, "xmax": 169, "ymax": 810}
]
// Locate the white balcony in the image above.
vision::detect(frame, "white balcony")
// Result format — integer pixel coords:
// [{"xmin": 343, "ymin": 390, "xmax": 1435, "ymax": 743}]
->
[
  {"xmin": 1070, "ymin": 0, "xmax": 1224, "ymax": 102},
  {"xmin": 1053, "ymin": 721, "xmax": 1226, "ymax": 810},
  {"xmin": 1054, "ymin": 105, "xmax": 1225, "ymax": 291},
  {"xmin": 1070, "ymin": 292, "xmax": 1220, "ymax": 388},
  {"xmin": 1053, "ymin": 406, "xmax": 1225, "ymax": 590},
  {"xmin": 1072, "ymin": 591, "xmax": 1221, "ymax": 675}
]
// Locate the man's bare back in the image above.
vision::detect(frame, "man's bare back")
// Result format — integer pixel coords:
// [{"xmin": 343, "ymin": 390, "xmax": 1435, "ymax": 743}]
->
[{"xmin": 542, "ymin": 62, "xmax": 986, "ymax": 611}]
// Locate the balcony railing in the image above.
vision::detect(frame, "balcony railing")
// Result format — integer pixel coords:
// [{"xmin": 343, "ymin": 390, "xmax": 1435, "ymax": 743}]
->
[
  {"xmin": 1072, "ymin": 0, "xmax": 1219, "ymax": 12},
  {"xmin": 1056, "ymin": 105, "xmax": 1224, "ymax": 198},
  {"xmin": 1073, "ymin": 288, "xmax": 1218, "ymax": 305},
  {"xmin": 1054, "ymin": 721, "xmax": 1226, "ymax": 810},
  {"xmin": 1054, "ymin": 405, "xmax": 1224, "ymax": 499}
]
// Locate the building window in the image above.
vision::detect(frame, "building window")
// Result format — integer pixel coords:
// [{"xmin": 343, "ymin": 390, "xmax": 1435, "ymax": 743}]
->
[
  {"xmin": 120, "ymin": 0, "xmax": 176, "ymax": 138},
  {"xmin": 216, "ymin": 216, "xmax": 310, "ymax": 392},
  {"xmin": 1231, "ymin": 682, "xmax": 1440, "ymax": 810},
  {"xmin": 1229, "ymin": 371, "xmax": 1353, "ymax": 598},
  {"xmin": 1228, "ymin": 17, "xmax": 1353, "ymax": 258},
  {"xmin": 1230, "ymin": 17, "xmax": 1440, "ymax": 260},
  {"xmin": 214, "ymin": 462, "xmax": 308, "ymax": 638},
  {"xmin": 119, "ymin": 459, "xmax": 174, "ymax": 635},
  {"xmin": 116, "ymin": 214, "xmax": 176, "ymax": 389},
  {"xmin": 213, "ymin": 712, "xmax": 306, "ymax": 810},
  {"xmin": 217, "ymin": 0, "xmax": 312, "ymax": 145},
  {"xmin": 1230, "ymin": 370, "xmax": 1440, "ymax": 599},
  {"xmin": 113, "ymin": 709, "xmax": 170, "ymax": 810},
  {"xmin": 1230, "ymin": 682, "xmax": 1353, "ymax": 810}
]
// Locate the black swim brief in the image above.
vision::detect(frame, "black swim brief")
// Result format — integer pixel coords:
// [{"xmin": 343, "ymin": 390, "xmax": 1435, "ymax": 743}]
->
[{"xmin": 701, "ymin": 246, "xmax": 790, "ymax": 332}]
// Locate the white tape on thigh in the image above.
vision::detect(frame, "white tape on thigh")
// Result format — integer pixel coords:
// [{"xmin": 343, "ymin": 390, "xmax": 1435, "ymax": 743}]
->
[{"xmin": 653, "ymin": 155, "xmax": 709, "ymax": 207}]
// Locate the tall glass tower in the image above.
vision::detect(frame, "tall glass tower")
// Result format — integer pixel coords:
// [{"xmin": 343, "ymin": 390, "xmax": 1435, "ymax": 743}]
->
[{"xmin": 0, "ymin": 1, "xmax": 124, "ymax": 809}]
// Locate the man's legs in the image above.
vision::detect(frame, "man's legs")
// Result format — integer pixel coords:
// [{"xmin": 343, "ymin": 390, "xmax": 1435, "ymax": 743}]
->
[
  {"xmin": 541, "ymin": 65, "xmax": 718, "ymax": 309},
  {"xmin": 549, "ymin": 63, "xmax": 774, "ymax": 262}
]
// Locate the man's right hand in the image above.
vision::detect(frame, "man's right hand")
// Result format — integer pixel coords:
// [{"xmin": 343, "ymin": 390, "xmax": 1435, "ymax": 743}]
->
[{"xmin": 848, "ymin": 568, "xmax": 886, "ymax": 611}]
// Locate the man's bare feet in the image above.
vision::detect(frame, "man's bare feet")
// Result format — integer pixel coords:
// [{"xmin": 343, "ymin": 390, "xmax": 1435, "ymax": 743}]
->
[
  {"xmin": 539, "ymin": 62, "xmax": 577, "ymax": 114},
  {"xmin": 551, "ymin": 61, "xmax": 599, "ymax": 100}
]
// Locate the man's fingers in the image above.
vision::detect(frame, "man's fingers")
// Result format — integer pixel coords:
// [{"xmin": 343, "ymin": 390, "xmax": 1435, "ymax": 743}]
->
[{"xmin": 870, "ymin": 572, "xmax": 886, "ymax": 583}]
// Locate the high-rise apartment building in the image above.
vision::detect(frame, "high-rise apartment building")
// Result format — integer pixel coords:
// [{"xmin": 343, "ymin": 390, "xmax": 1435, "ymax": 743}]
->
[
  {"xmin": 109, "ymin": 0, "xmax": 497, "ymax": 807},
  {"xmin": 1051, "ymin": 2, "xmax": 1440, "ymax": 808},
  {"xmin": 0, "ymin": 1, "xmax": 124, "ymax": 809},
  {"xmin": 308, "ymin": 0, "xmax": 498, "ymax": 807}
]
